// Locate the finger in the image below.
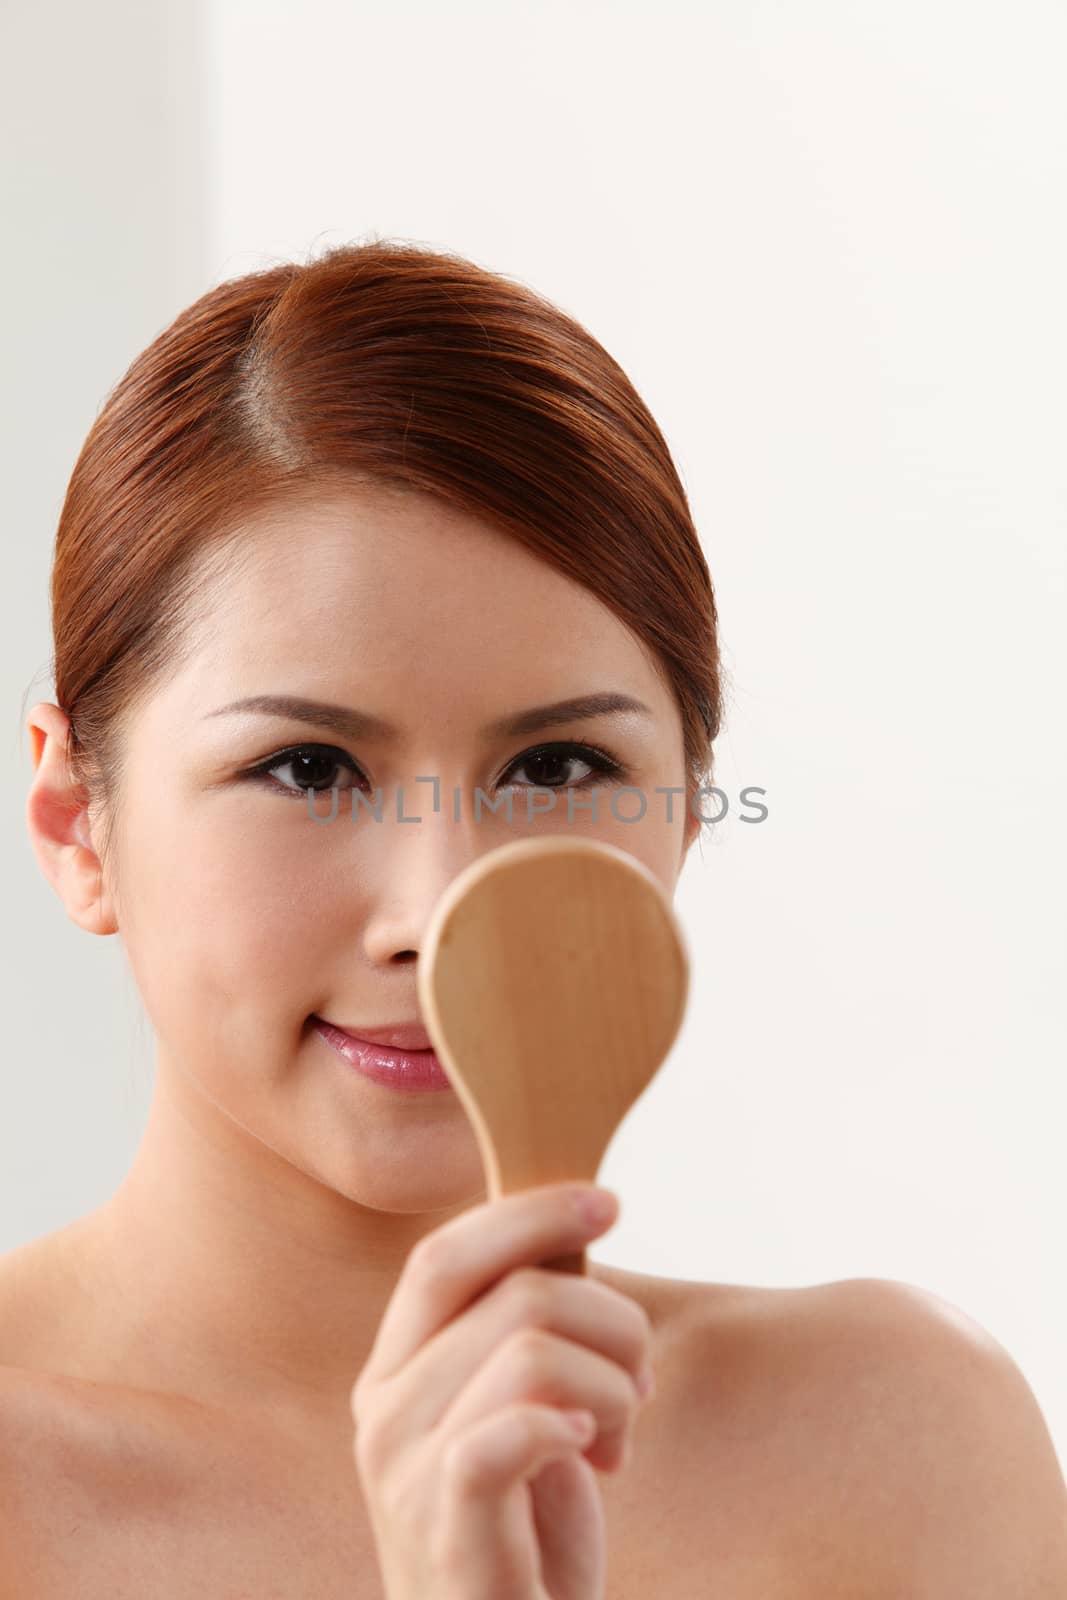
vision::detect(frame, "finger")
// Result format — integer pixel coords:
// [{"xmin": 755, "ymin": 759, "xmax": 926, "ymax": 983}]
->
[
  {"xmin": 443, "ymin": 1403, "xmax": 596, "ymax": 1497},
  {"xmin": 359, "ymin": 1183, "xmax": 619, "ymax": 1386},
  {"xmin": 432, "ymin": 1405, "xmax": 597, "ymax": 1583},
  {"xmin": 375, "ymin": 1266, "xmax": 652, "ymax": 1444},
  {"xmin": 433, "ymin": 1326, "xmax": 641, "ymax": 1470}
]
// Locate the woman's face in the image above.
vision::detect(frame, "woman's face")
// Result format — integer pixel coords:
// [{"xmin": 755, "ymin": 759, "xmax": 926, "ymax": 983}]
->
[{"xmin": 95, "ymin": 481, "xmax": 701, "ymax": 1212}]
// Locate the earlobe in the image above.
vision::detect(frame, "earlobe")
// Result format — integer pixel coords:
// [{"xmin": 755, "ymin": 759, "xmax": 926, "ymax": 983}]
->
[{"xmin": 24, "ymin": 702, "xmax": 119, "ymax": 937}]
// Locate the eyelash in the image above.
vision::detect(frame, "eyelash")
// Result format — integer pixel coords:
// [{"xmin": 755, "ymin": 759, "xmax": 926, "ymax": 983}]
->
[{"xmin": 242, "ymin": 740, "xmax": 628, "ymax": 799}]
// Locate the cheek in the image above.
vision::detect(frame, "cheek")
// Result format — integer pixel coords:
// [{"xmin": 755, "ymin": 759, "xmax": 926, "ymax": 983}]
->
[
  {"xmin": 587, "ymin": 794, "xmax": 688, "ymax": 892},
  {"xmin": 116, "ymin": 811, "xmax": 348, "ymax": 1047}
]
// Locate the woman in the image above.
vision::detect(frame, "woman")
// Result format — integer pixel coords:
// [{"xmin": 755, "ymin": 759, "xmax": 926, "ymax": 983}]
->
[{"xmin": 7, "ymin": 239, "xmax": 1066, "ymax": 1597}]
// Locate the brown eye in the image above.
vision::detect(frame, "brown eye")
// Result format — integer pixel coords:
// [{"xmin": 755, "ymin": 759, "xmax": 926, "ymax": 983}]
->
[
  {"xmin": 499, "ymin": 741, "xmax": 624, "ymax": 791},
  {"xmin": 247, "ymin": 744, "xmax": 365, "ymax": 797}
]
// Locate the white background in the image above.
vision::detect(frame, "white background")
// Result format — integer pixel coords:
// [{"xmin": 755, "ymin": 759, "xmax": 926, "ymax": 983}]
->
[{"xmin": 4, "ymin": 1, "xmax": 1065, "ymax": 1473}]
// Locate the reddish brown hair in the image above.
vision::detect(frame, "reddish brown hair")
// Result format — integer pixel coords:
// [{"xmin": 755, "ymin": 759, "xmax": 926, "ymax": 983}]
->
[{"xmin": 45, "ymin": 237, "xmax": 725, "ymax": 869}]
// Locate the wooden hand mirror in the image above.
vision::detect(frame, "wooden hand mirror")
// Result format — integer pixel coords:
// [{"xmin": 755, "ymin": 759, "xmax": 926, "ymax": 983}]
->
[{"xmin": 416, "ymin": 836, "xmax": 689, "ymax": 1276}]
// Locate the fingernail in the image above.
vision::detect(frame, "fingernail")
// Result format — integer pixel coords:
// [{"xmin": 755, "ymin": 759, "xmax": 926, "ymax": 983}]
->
[
  {"xmin": 564, "ymin": 1408, "xmax": 596, "ymax": 1440},
  {"xmin": 573, "ymin": 1187, "xmax": 618, "ymax": 1228}
]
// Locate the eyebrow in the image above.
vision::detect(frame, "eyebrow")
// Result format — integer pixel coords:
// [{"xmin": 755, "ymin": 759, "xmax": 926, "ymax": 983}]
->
[{"xmin": 202, "ymin": 691, "xmax": 654, "ymax": 743}]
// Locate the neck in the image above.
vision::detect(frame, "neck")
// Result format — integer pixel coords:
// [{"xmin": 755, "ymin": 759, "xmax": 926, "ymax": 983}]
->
[{"xmin": 80, "ymin": 1052, "xmax": 479, "ymax": 1430}]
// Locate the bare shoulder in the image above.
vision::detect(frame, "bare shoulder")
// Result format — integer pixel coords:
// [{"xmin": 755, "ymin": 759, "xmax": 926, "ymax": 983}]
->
[
  {"xmin": 0, "ymin": 1225, "xmax": 112, "ymax": 1461},
  {"xmin": 0, "ymin": 1239, "xmax": 226, "ymax": 1589},
  {"xmin": 0, "ymin": 1217, "xmax": 101, "ymax": 1379},
  {"xmin": 0, "ymin": 1330, "xmax": 116, "ymax": 1581},
  {"xmin": 670, "ymin": 1272, "xmax": 1067, "ymax": 1595},
  {"xmin": 0, "ymin": 1224, "xmax": 200, "ymax": 1499}
]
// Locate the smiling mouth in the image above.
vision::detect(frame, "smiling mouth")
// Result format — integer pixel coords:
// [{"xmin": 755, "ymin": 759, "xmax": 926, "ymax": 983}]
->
[
  {"xmin": 309, "ymin": 1015, "xmax": 453, "ymax": 1093},
  {"xmin": 309, "ymin": 1015, "xmax": 434, "ymax": 1052}
]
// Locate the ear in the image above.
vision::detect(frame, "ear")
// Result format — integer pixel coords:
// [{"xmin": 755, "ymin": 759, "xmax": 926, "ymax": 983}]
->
[{"xmin": 25, "ymin": 702, "xmax": 119, "ymax": 936}]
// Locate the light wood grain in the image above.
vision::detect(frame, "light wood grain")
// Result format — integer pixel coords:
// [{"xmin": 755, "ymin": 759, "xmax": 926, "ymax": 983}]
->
[{"xmin": 417, "ymin": 836, "xmax": 689, "ymax": 1275}]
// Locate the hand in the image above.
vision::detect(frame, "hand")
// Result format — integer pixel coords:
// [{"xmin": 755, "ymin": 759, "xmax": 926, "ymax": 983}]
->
[{"xmin": 350, "ymin": 1182, "xmax": 655, "ymax": 1600}]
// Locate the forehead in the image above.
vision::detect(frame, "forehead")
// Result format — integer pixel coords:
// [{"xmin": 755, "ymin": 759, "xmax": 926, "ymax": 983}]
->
[{"xmin": 156, "ymin": 481, "xmax": 679, "ymax": 734}]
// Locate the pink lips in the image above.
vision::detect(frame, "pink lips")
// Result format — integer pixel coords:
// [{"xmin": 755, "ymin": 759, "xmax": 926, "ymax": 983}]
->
[{"xmin": 311, "ymin": 1016, "xmax": 453, "ymax": 1093}]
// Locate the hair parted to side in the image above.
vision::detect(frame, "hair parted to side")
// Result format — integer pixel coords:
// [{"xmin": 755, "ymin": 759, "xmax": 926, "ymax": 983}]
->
[{"xmin": 45, "ymin": 235, "xmax": 726, "ymax": 873}]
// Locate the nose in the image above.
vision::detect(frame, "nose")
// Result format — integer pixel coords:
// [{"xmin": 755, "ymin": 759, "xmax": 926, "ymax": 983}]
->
[{"xmin": 356, "ymin": 795, "xmax": 494, "ymax": 968}]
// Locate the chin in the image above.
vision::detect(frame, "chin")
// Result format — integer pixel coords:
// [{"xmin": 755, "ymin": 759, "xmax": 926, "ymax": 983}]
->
[{"xmin": 339, "ymin": 1160, "xmax": 487, "ymax": 1217}]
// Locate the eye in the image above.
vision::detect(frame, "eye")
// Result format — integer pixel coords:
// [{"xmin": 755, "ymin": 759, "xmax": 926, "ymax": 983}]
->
[
  {"xmin": 240, "ymin": 739, "xmax": 627, "ymax": 801},
  {"xmin": 244, "ymin": 743, "xmax": 366, "ymax": 798},
  {"xmin": 498, "ymin": 741, "xmax": 625, "ymax": 792}
]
